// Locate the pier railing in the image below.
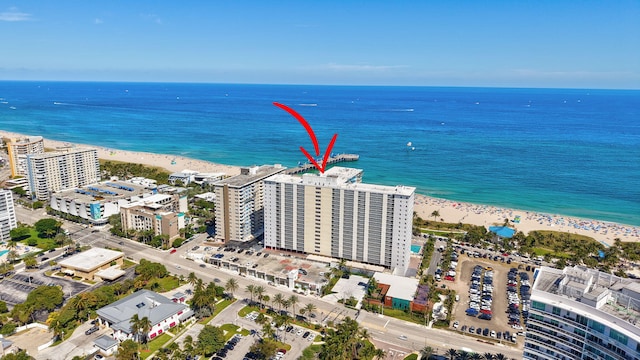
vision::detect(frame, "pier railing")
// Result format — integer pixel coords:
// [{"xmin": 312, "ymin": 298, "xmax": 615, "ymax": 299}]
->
[{"xmin": 285, "ymin": 154, "xmax": 359, "ymax": 174}]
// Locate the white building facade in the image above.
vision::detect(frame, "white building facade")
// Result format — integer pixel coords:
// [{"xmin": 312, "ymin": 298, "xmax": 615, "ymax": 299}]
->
[
  {"xmin": 0, "ymin": 190, "xmax": 17, "ymax": 241},
  {"xmin": 26, "ymin": 148, "xmax": 100, "ymax": 200},
  {"xmin": 214, "ymin": 165, "xmax": 286, "ymax": 243},
  {"xmin": 524, "ymin": 266, "xmax": 640, "ymax": 360},
  {"xmin": 264, "ymin": 167, "xmax": 414, "ymax": 275}
]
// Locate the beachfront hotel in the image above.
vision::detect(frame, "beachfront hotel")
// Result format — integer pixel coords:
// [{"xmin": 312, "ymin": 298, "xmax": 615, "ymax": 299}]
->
[
  {"xmin": 524, "ymin": 265, "xmax": 640, "ymax": 360},
  {"xmin": 263, "ymin": 167, "xmax": 415, "ymax": 275},
  {"xmin": 0, "ymin": 190, "xmax": 17, "ymax": 242},
  {"xmin": 26, "ymin": 147, "xmax": 100, "ymax": 201},
  {"xmin": 2, "ymin": 135, "xmax": 45, "ymax": 178},
  {"xmin": 213, "ymin": 165, "xmax": 286, "ymax": 243}
]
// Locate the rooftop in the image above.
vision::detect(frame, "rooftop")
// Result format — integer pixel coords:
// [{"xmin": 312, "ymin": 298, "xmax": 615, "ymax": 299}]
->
[
  {"xmin": 373, "ymin": 272, "xmax": 419, "ymax": 301},
  {"xmin": 58, "ymin": 248, "xmax": 124, "ymax": 272},
  {"xmin": 267, "ymin": 170, "xmax": 415, "ymax": 197},
  {"xmin": 93, "ymin": 335, "xmax": 118, "ymax": 350},
  {"xmin": 216, "ymin": 164, "xmax": 285, "ymax": 188},
  {"xmin": 26, "ymin": 147, "xmax": 96, "ymax": 159},
  {"xmin": 96, "ymin": 290, "xmax": 188, "ymax": 333},
  {"xmin": 53, "ymin": 180, "xmax": 150, "ymax": 203},
  {"xmin": 534, "ymin": 266, "xmax": 640, "ymax": 329}
]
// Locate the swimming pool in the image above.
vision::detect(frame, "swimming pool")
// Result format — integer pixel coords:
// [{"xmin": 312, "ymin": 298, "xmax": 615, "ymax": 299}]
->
[
  {"xmin": 410, "ymin": 244, "xmax": 422, "ymax": 254},
  {"xmin": 0, "ymin": 249, "xmax": 9, "ymax": 257}
]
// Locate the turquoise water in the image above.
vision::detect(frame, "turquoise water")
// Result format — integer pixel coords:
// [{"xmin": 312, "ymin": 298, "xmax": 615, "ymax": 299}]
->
[
  {"xmin": 0, "ymin": 249, "xmax": 9, "ymax": 256},
  {"xmin": 411, "ymin": 245, "xmax": 422, "ymax": 254},
  {"xmin": 488, "ymin": 226, "xmax": 516, "ymax": 238},
  {"xmin": 0, "ymin": 82, "xmax": 638, "ymax": 226}
]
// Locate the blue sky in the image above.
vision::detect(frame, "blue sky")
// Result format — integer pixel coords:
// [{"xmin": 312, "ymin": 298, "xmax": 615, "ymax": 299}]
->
[{"xmin": 1, "ymin": 1, "xmax": 639, "ymax": 88}]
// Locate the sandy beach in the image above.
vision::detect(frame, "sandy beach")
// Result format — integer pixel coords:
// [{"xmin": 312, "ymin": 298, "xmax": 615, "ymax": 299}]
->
[
  {"xmin": 413, "ymin": 195, "xmax": 639, "ymax": 246},
  {"xmin": 2, "ymin": 130, "xmax": 638, "ymax": 246},
  {"xmin": 0, "ymin": 130, "xmax": 242, "ymax": 177}
]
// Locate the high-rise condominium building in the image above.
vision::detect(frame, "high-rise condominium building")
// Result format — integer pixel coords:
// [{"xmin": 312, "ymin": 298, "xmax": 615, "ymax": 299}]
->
[
  {"xmin": 0, "ymin": 190, "xmax": 17, "ymax": 242},
  {"xmin": 3, "ymin": 136, "xmax": 45, "ymax": 177},
  {"xmin": 264, "ymin": 167, "xmax": 415, "ymax": 275},
  {"xmin": 26, "ymin": 148, "xmax": 101, "ymax": 201},
  {"xmin": 524, "ymin": 265, "xmax": 640, "ymax": 360},
  {"xmin": 213, "ymin": 165, "xmax": 286, "ymax": 243}
]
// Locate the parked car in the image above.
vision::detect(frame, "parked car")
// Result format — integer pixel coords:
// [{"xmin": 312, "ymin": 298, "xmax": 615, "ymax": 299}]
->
[{"xmin": 85, "ymin": 326, "xmax": 99, "ymax": 335}]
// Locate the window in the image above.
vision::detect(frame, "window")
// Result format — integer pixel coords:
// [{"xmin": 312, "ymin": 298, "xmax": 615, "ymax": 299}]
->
[
  {"xmin": 609, "ymin": 329, "xmax": 628, "ymax": 345},
  {"xmin": 532, "ymin": 301, "xmax": 546, "ymax": 311},
  {"xmin": 552, "ymin": 306, "xmax": 561, "ymax": 316},
  {"xmin": 588, "ymin": 320, "xmax": 605, "ymax": 334},
  {"xmin": 576, "ymin": 314, "xmax": 588, "ymax": 326}
]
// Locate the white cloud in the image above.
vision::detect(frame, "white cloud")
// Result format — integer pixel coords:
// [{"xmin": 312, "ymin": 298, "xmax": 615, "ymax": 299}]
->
[
  {"xmin": 0, "ymin": 7, "xmax": 32, "ymax": 22},
  {"xmin": 94, "ymin": 18, "xmax": 103, "ymax": 25},
  {"xmin": 325, "ymin": 63, "xmax": 407, "ymax": 72}
]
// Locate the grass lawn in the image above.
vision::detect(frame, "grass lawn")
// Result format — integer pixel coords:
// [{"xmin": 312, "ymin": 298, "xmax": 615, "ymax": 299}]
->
[
  {"xmin": 139, "ymin": 333, "xmax": 172, "ymax": 359},
  {"xmin": 531, "ymin": 247, "xmax": 571, "ymax": 258},
  {"xmin": 219, "ymin": 323, "xmax": 250, "ymax": 340},
  {"xmin": 238, "ymin": 304, "xmax": 261, "ymax": 317},
  {"xmin": 300, "ymin": 344, "xmax": 323, "ymax": 360},
  {"xmin": 121, "ymin": 259, "xmax": 137, "ymax": 269},
  {"xmin": 403, "ymin": 354, "xmax": 418, "ymax": 360},
  {"xmin": 380, "ymin": 308, "xmax": 426, "ymax": 325},
  {"xmin": 198, "ymin": 298, "xmax": 236, "ymax": 324},
  {"xmin": 146, "ymin": 276, "xmax": 180, "ymax": 292},
  {"xmin": 19, "ymin": 228, "xmax": 56, "ymax": 250}
]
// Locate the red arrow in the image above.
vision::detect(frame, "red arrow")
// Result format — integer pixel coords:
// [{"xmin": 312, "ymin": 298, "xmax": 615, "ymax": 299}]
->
[{"xmin": 273, "ymin": 102, "xmax": 338, "ymax": 174}]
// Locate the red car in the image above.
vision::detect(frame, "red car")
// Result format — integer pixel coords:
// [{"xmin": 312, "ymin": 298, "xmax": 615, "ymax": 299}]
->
[{"xmin": 170, "ymin": 249, "xmax": 177, "ymax": 254}]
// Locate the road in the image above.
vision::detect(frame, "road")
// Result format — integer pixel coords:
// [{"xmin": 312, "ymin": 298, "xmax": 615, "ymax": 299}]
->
[{"xmin": 14, "ymin": 207, "xmax": 524, "ymax": 358}]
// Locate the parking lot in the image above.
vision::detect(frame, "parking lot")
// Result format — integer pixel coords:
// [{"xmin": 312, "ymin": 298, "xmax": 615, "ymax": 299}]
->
[
  {"xmin": 0, "ymin": 269, "xmax": 90, "ymax": 307},
  {"xmin": 447, "ymin": 254, "xmax": 531, "ymax": 347},
  {"xmin": 207, "ymin": 299, "xmax": 320, "ymax": 360}
]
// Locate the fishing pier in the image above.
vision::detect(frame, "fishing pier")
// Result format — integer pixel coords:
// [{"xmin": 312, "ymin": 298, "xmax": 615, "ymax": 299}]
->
[{"xmin": 285, "ymin": 154, "xmax": 360, "ymax": 175}]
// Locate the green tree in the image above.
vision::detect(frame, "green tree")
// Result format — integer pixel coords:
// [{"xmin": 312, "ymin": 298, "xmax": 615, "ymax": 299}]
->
[
  {"xmin": 196, "ymin": 325, "xmax": 225, "ymax": 356},
  {"xmin": 246, "ymin": 284, "xmax": 256, "ymax": 304},
  {"xmin": 23, "ymin": 256, "xmax": 37, "ymax": 269},
  {"xmin": 0, "ymin": 300, "xmax": 8, "ymax": 313},
  {"xmin": 288, "ymin": 294, "xmax": 299, "ymax": 316},
  {"xmin": 431, "ymin": 210, "xmax": 440, "ymax": 221},
  {"xmin": 249, "ymin": 339, "xmax": 279, "ymax": 360},
  {"xmin": 225, "ymin": 278, "xmax": 238, "ymax": 299},
  {"xmin": 0, "ymin": 350, "xmax": 34, "ymax": 360},
  {"xmin": 116, "ymin": 339, "xmax": 140, "ymax": 360},
  {"xmin": 9, "ymin": 226, "xmax": 30, "ymax": 241},
  {"xmin": 34, "ymin": 218, "xmax": 62, "ymax": 238},
  {"xmin": 420, "ymin": 346, "xmax": 434, "ymax": 360}
]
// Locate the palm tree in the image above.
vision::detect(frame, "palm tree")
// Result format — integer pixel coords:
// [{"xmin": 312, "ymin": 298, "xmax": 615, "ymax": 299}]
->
[
  {"xmin": 225, "ymin": 278, "xmax": 239, "ymax": 299},
  {"xmin": 273, "ymin": 293, "xmax": 285, "ymax": 313},
  {"xmin": 373, "ymin": 348, "xmax": 386, "ymax": 360},
  {"xmin": 130, "ymin": 314, "xmax": 141, "ymax": 343},
  {"xmin": 494, "ymin": 354, "xmax": 506, "ymax": 360},
  {"xmin": 194, "ymin": 278, "xmax": 204, "ymax": 293},
  {"xmin": 288, "ymin": 294, "xmax": 299, "ymax": 317},
  {"xmin": 483, "ymin": 352, "xmax": 494, "ymax": 360},
  {"xmin": 420, "ymin": 346, "xmax": 434, "ymax": 360},
  {"xmin": 447, "ymin": 348, "xmax": 458, "ymax": 360},
  {"xmin": 47, "ymin": 311, "xmax": 64, "ymax": 341},
  {"xmin": 187, "ymin": 272, "xmax": 197, "ymax": 289},
  {"xmin": 302, "ymin": 303, "xmax": 317, "ymax": 318},
  {"xmin": 246, "ymin": 284, "xmax": 256, "ymax": 304},
  {"xmin": 458, "ymin": 351, "xmax": 470, "ymax": 360},
  {"xmin": 254, "ymin": 286, "xmax": 265, "ymax": 309},
  {"xmin": 138, "ymin": 317, "xmax": 152, "ymax": 349},
  {"xmin": 470, "ymin": 354, "xmax": 482, "ymax": 360},
  {"xmin": 431, "ymin": 210, "xmax": 440, "ymax": 221}
]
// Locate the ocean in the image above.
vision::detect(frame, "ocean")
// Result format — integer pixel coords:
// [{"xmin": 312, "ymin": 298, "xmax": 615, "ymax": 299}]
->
[{"xmin": 1, "ymin": 81, "xmax": 638, "ymax": 226}]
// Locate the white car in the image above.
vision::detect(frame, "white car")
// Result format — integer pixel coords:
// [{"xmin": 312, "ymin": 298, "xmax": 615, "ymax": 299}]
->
[
  {"xmin": 453, "ymin": 321, "xmax": 459, "ymax": 329},
  {"xmin": 296, "ymin": 329, "xmax": 304, "ymax": 336}
]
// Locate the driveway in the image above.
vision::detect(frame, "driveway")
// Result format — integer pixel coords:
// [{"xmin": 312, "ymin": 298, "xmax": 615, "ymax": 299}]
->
[{"xmin": 36, "ymin": 321, "xmax": 109, "ymax": 360}]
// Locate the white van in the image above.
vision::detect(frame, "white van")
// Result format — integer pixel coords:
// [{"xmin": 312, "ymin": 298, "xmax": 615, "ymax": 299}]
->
[{"xmin": 455, "ymin": 294, "xmax": 460, "ymax": 302}]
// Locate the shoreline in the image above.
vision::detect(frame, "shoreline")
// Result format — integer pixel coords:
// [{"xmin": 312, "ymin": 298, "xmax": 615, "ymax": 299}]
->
[{"xmin": 2, "ymin": 130, "xmax": 638, "ymax": 245}]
